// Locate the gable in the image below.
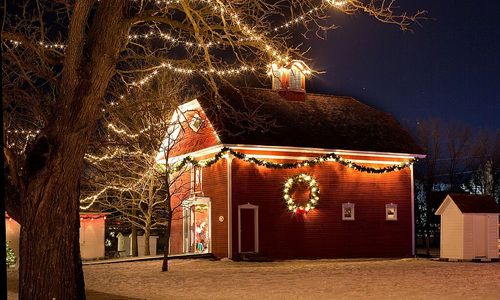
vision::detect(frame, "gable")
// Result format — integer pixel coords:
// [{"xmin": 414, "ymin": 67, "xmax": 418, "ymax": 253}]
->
[
  {"xmin": 435, "ymin": 196, "xmax": 462, "ymax": 216},
  {"xmin": 156, "ymin": 99, "xmax": 221, "ymax": 163}
]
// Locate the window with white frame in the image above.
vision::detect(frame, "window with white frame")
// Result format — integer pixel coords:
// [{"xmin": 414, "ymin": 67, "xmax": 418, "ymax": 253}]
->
[
  {"xmin": 189, "ymin": 113, "xmax": 204, "ymax": 132},
  {"xmin": 191, "ymin": 166, "xmax": 203, "ymax": 194},
  {"xmin": 342, "ymin": 203, "xmax": 355, "ymax": 220},
  {"xmin": 385, "ymin": 203, "xmax": 397, "ymax": 221},
  {"xmin": 289, "ymin": 67, "xmax": 303, "ymax": 90}
]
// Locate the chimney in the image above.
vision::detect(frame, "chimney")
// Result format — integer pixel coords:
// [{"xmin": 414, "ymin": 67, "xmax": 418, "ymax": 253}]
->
[{"xmin": 269, "ymin": 60, "xmax": 311, "ymax": 101}]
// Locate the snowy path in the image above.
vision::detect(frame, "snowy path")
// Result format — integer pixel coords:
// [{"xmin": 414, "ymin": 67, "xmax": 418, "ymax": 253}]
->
[{"xmin": 8, "ymin": 258, "xmax": 500, "ymax": 299}]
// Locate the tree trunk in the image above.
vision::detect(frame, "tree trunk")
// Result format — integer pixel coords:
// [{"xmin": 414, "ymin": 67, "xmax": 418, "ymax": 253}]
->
[
  {"xmin": 162, "ymin": 209, "xmax": 173, "ymax": 272},
  {"xmin": 131, "ymin": 223, "xmax": 138, "ymax": 257},
  {"xmin": 16, "ymin": 1, "xmax": 128, "ymax": 298},
  {"xmin": 144, "ymin": 227, "xmax": 151, "ymax": 256},
  {"xmin": 19, "ymin": 140, "xmax": 87, "ymax": 299}
]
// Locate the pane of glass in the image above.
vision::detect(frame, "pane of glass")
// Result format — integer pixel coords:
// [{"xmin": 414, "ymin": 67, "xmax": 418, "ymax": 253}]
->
[{"xmin": 194, "ymin": 204, "xmax": 209, "ymax": 253}]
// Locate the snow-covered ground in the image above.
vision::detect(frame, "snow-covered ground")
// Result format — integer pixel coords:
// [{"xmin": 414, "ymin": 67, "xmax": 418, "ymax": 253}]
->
[{"xmin": 8, "ymin": 258, "xmax": 500, "ymax": 299}]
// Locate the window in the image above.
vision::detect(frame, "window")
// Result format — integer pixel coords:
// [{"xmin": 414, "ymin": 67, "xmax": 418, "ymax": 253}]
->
[
  {"xmin": 342, "ymin": 203, "xmax": 355, "ymax": 221},
  {"xmin": 191, "ymin": 166, "xmax": 202, "ymax": 195},
  {"xmin": 386, "ymin": 203, "xmax": 398, "ymax": 221},
  {"xmin": 189, "ymin": 113, "xmax": 204, "ymax": 132},
  {"xmin": 272, "ymin": 72, "xmax": 282, "ymax": 90},
  {"xmin": 289, "ymin": 67, "xmax": 303, "ymax": 90}
]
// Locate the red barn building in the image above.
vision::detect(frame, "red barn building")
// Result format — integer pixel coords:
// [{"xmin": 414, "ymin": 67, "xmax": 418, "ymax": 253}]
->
[{"xmin": 161, "ymin": 61, "xmax": 425, "ymax": 259}]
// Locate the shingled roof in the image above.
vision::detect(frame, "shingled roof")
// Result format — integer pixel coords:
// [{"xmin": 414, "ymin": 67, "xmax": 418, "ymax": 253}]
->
[
  {"xmin": 198, "ymin": 86, "xmax": 424, "ymax": 154},
  {"xmin": 446, "ymin": 194, "xmax": 500, "ymax": 213}
]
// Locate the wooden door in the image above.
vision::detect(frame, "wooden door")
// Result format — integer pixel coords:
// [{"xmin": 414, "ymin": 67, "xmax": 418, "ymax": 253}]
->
[{"xmin": 240, "ymin": 209, "xmax": 256, "ymax": 253}]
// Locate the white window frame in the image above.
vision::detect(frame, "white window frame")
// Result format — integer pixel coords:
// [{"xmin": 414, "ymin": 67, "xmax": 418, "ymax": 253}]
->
[
  {"xmin": 289, "ymin": 67, "xmax": 302, "ymax": 90},
  {"xmin": 237, "ymin": 203, "xmax": 259, "ymax": 254},
  {"xmin": 385, "ymin": 203, "xmax": 398, "ymax": 221},
  {"xmin": 190, "ymin": 166, "xmax": 203, "ymax": 195},
  {"xmin": 189, "ymin": 113, "xmax": 204, "ymax": 132},
  {"xmin": 342, "ymin": 203, "xmax": 355, "ymax": 221},
  {"xmin": 181, "ymin": 197, "xmax": 212, "ymax": 254}
]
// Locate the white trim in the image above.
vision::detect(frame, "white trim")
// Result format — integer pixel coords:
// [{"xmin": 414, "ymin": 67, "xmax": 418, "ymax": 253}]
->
[
  {"xmin": 166, "ymin": 143, "xmax": 423, "ymax": 164},
  {"xmin": 226, "ymin": 156, "xmax": 233, "ymax": 259},
  {"xmin": 241, "ymin": 154, "xmax": 403, "ymax": 165},
  {"xmin": 237, "ymin": 203, "xmax": 259, "ymax": 253},
  {"xmin": 178, "ymin": 98, "xmax": 201, "ymax": 111},
  {"xmin": 410, "ymin": 164, "xmax": 415, "ymax": 256},
  {"xmin": 226, "ymin": 144, "xmax": 426, "ymax": 159},
  {"xmin": 435, "ymin": 195, "xmax": 452, "ymax": 215}
]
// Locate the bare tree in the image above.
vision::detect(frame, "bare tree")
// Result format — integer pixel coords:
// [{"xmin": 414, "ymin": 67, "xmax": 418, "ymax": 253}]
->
[
  {"xmin": 81, "ymin": 73, "xmax": 191, "ymax": 260},
  {"xmin": 462, "ymin": 130, "xmax": 500, "ymax": 201},
  {"xmin": 3, "ymin": 1, "xmax": 424, "ymax": 298}
]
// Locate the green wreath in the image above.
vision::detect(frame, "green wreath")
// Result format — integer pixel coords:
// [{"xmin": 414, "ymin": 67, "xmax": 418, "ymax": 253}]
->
[{"xmin": 283, "ymin": 174, "xmax": 320, "ymax": 214}]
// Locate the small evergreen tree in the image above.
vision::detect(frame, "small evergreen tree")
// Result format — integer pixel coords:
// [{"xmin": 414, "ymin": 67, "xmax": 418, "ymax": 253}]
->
[{"xmin": 6, "ymin": 241, "xmax": 16, "ymax": 267}]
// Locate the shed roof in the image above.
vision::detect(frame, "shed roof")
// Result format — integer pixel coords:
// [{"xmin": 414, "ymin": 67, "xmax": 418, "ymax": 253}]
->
[
  {"xmin": 436, "ymin": 194, "xmax": 500, "ymax": 214},
  {"xmin": 198, "ymin": 86, "xmax": 423, "ymax": 155}
]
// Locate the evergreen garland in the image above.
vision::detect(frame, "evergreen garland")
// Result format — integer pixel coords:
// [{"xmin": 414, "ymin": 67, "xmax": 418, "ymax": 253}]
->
[{"xmin": 169, "ymin": 147, "xmax": 417, "ymax": 174}]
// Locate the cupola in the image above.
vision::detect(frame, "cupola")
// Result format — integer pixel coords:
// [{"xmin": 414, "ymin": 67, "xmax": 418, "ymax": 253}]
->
[{"xmin": 268, "ymin": 60, "xmax": 311, "ymax": 101}]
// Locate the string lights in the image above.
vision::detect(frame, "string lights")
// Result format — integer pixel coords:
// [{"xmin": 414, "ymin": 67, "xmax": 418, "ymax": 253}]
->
[
  {"xmin": 169, "ymin": 147, "xmax": 418, "ymax": 174},
  {"xmin": 130, "ymin": 63, "xmax": 256, "ymax": 86},
  {"xmin": 283, "ymin": 174, "xmax": 320, "ymax": 214},
  {"xmin": 80, "ymin": 186, "xmax": 134, "ymax": 210},
  {"xmin": 80, "ymin": 215, "xmax": 107, "ymax": 221}
]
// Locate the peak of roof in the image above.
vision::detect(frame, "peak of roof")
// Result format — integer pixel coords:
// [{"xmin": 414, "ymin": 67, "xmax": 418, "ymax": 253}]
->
[
  {"xmin": 197, "ymin": 86, "xmax": 424, "ymax": 154},
  {"xmin": 447, "ymin": 193, "xmax": 500, "ymax": 213}
]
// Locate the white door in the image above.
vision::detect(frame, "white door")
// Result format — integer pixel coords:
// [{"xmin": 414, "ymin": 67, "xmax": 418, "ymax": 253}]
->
[{"xmin": 472, "ymin": 215, "xmax": 487, "ymax": 258}]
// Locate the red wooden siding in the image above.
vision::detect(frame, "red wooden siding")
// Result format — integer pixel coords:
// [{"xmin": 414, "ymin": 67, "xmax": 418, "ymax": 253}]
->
[
  {"xmin": 201, "ymin": 159, "xmax": 229, "ymax": 258},
  {"xmin": 169, "ymin": 146, "xmax": 414, "ymax": 259},
  {"xmin": 169, "ymin": 108, "xmax": 221, "ymax": 157},
  {"xmin": 169, "ymin": 169, "xmax": 192, "ymax": 255},
  {"xmin": 230, "ymin": 158, "xmax": 413, "ymax": 258}
]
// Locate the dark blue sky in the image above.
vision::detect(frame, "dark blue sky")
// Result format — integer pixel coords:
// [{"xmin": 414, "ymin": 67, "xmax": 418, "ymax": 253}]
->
[{"xmin": 307, "ymin": 0, "xmax": 500, "ymax": 129}]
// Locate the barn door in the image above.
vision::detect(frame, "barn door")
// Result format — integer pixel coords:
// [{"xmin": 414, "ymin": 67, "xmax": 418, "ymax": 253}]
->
[
  {"xmin": 238, "ymin": 204, "xmax": 259, "ymax": 253},
  {"xmin": 472, "ymin": 215, "xmax": 487, "ymax": 258}
]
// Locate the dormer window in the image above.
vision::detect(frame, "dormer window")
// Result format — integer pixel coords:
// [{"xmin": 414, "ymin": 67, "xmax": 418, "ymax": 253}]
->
[
  {"xmin": 289, "ymin": 66, "xmax": 303, "ymax": 91},
  {"xmin": 268, "ymin": 60, "xmax": 311, "ymax": 93},
  {"xmin": 189, "ymin": 113, "xmax": 203, "ymax": 132}
]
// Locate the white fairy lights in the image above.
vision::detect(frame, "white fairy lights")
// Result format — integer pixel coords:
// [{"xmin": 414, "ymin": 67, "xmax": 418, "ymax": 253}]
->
[
  {"xmin": 283, "ymin": 174, "xmax": 320, "ymax": 214},
  {"xmin": 130, "ymin": 63, "xmax": 256, "ymax": 86}
]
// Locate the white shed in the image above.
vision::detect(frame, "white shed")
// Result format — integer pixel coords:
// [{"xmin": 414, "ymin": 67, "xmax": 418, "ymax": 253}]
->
[
  {"xmin": 79, "ymin": 213, "xmax": 107, "ymax": 260},
  {"xmin": 435, "ymin": 194, "xmax": 500, "ymax": 260},
  {"xmin": 6, "ymin": 212, "xmax": 107, "ymax": 264}
]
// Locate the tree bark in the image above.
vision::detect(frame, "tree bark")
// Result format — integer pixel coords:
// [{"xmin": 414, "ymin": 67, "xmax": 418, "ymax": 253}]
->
[
  {"xmin": 131, "ymin": 223, "xmax": 138, "ymax": 257},
  {"xmin": 144, "ymin": 226, "xmax": 151, "ymax": 256},
  {"xmin": 17, "ymin": 1, "xmax": 128, "ymax": 298},
  {"xmin": 162, "ymin": 209, "xmax": 172, "ymax": 272}
]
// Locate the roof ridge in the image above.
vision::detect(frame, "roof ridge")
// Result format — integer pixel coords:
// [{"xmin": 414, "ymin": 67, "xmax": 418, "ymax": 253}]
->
[{"xmin": 240, "ymin": 86, "xmax": 357, "ymax": 100}]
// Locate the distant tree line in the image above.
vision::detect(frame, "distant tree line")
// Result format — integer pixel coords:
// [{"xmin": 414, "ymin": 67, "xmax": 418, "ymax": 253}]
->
[{"xmin": 410, "ymin": 119, "xmax": 499, "ymax": 253}]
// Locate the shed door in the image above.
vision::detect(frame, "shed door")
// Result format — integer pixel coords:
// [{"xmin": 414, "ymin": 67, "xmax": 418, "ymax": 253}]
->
[
  {"xmin": 472, "ymin": 215, "xmax": 487, "ymax": 258},
  {"xmin": 240, "ymin": 209, "xmax": 256, "ymax": 253}
]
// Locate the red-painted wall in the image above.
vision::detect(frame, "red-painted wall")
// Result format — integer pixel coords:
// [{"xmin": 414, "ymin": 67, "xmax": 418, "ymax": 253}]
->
[
  {"xmin": 230, "ymin": 158, "xmax": 413, "ymax": 258},
  {"xmin": 202, "ymin": 160, "xmax": 229, "ymax": 258},
  {"xmin": 168, "ymin": 158, "xmax": 229, "ymax": 258},
  {"xmin": 169, "ymin": 108, "xmax": 220, "ymax": 157}
]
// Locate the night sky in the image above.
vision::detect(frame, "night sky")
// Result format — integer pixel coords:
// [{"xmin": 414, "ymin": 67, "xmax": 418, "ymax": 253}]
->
[{"xmin": 306, "ymin": 0, "xmax": 500, "ymax": 130}]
